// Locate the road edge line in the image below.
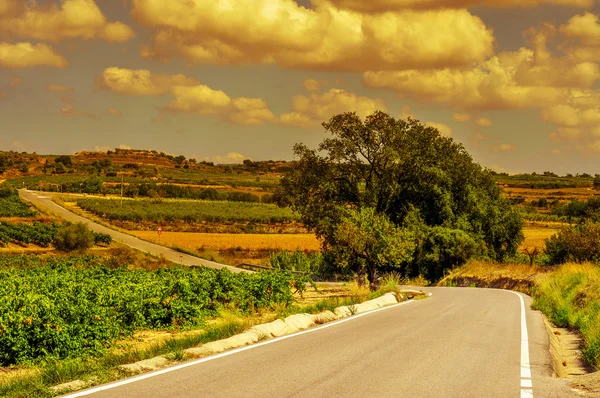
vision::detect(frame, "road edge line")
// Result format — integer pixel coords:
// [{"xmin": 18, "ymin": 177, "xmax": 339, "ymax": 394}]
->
[
  {"xmin": 62, "ymin": 297, "xmax": 420, "ymax": 397},
  {"xmin": 509, "ymin": 291, "xmax": 534, "ymax": 398}
]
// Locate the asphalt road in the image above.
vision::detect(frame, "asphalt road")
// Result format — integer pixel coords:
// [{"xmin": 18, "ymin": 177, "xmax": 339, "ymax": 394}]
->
[
  {"xmin": 65, "ymin": 288, "xmax": 578, "ymax": 398},
  {"xmin": 19, "ymin": 189, "xmax": 246, "ymax": 273}
]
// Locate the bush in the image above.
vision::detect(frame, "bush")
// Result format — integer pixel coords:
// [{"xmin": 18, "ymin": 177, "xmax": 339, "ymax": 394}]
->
[
  {"xmin": 53, "ymin": 222, "xmax": 95, "ymax": 252},
  {"xmin": 544, "ymin": 222, "xmax": 600, "ymax": 264},
  {"xmin": 93, "ymin": 232, "xmax": 112, "ymax": 246},
  {"xmin": 0, "ymin": 256, "xmax": 306, "ymax": 365},
  {"xmin": 415, "ymin": 227, "xmax": 479, "ymax": 281}
]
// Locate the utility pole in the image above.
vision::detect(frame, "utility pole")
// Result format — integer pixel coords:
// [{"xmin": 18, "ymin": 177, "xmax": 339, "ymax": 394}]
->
[{"xmin": 120, "ymin": 173, "xmax": 124, "ymax": 206}]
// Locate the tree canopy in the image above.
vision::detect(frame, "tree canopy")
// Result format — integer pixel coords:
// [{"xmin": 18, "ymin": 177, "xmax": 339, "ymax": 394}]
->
[{"xmin": 277, "ymin": 111, "xmax": 523, "ymax": 283}]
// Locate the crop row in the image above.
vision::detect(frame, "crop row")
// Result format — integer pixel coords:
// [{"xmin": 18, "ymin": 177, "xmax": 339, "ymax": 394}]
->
[
  {"xmin": 76, "ymin": 198, "xmax": 300, "ymax": 224},
  {"xmin": 0, "ymin": 188, "xmax": 37, "ymax": 217},
  {"xmin": 0, "ymin": 255, "xmax": 308, "ymax": 365},
  {"xmin": 0, "ymin": 221, "xmax": 60, "ymax": 247}
]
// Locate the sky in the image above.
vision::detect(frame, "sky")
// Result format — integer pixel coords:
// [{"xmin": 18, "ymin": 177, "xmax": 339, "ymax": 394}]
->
[{"xmin": 2, "ymin": 1, "xmax": 600, "ymax": 173}]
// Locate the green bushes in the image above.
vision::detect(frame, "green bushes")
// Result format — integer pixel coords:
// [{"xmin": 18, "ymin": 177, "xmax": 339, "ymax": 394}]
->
[
  {"xmin": 544, "ymin": 222, "xmax": 600, "ymax": 264},
  {"xmin": 532, "ymin": 263, "xmax": 600, "ymax": 369},
  {"xmin": 76, "ymin": 198, "xmax": 300, "ymax": 224},
  {"xmin": 53, "ymin": 222, "xmax": 95, "ymax": 252},
  {"xmin": 0, "ymin": 255, "xmax": 305, "ymax": 365},
  {"xmin": 93, "ymin": 232, "xmax": 112, "ymax": 246},
  {"xmin": 413, "ymin": 227, "xmax": 478, "ymax": 281}
]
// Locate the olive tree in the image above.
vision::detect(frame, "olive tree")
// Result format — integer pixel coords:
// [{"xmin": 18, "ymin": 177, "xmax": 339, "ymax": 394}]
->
[{"xmin": 277, "ymin": 111, "xmax": 523, "ymax": 281}]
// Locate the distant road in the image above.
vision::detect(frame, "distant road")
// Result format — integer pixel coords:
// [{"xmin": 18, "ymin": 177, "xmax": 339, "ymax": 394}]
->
[
  {"xmin": 19, "ymin": 189, "xmax": 247, "ymax": 273},
  {"xmin": 66, "ymin": 288, "xmax": 578, "ymax": 398}
]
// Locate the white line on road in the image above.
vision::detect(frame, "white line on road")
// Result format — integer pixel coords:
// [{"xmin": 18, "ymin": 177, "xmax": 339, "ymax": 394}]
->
[
  {"xmin": 509, "ymin": 291, "xmax": 533, "ymax": 398},
  {"xmin": 62, "ymin": 298, "xmax": 418, "ymax": 397}
]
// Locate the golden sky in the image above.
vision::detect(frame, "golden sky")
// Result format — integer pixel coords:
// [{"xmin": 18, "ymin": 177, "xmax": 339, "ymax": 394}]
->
[{"xmin": 1, "ymin": 0, "xmax": 600, "ymax": 173}]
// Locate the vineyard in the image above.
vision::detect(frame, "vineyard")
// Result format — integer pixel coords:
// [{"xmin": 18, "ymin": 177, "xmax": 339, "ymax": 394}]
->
[
  {"xmin": 0, "ymin": 255, "xmax": 309, "ymax": 365},
  {"xmin": 0, "ymin": 189, "xmax": 37, "ymax": 217},
  {"xmin": 76, "ymin": 198, "xmax": 300, "ymax": 224},
  {"xmin": 0, "ymin": 221, "xmax": 59, "ymax": 247}
]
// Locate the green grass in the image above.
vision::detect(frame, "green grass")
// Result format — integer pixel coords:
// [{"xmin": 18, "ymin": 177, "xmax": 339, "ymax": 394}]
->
[
  {"xmin": 532, "ymin": 263, "xmax": 600, "ymax": 370},
  {"xmin": 76, "ymin": 197, "xmax": 299, "ymax": 224}
]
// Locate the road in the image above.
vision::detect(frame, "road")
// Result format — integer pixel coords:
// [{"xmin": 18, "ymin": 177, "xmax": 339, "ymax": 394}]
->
[
  {"xmin": 64, "ymin": 288, "xmax": 578, "ymax": 398},
  {"xmin": 19, "ymin": 189, "xmax": 246, "ymax": 273}
]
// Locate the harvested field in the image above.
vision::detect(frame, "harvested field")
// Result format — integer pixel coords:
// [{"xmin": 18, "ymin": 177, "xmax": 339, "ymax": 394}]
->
[
  {"xmin": 505, "ymin": 187, "xmax": 600, "ymax": 202},
  {"xmin": 520, "ymin": 226, "xmax": 558, "ymax": 251},
  {"xmin": 131, "ymin": 231, "xmax": 320, "ymax": 253}
]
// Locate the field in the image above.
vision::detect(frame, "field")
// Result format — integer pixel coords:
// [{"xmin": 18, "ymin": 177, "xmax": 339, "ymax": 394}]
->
[
  {"xmin": 0, "ymin": 254, "xmax": 307, "ymax": 366},
  {"xmin": 76, "ymin": 198, "xmax": 300, "ymax": 224},
  {"xmin": 519, "ymin": 226, "xmax": 558, "ymax": 251},
  {"xmin": 129, "ymin": 227, "xmax": 555, "ymax": 265},
  {"xmin": 133, "ymin": 231, "xmax": 321, "ymax": 252}
]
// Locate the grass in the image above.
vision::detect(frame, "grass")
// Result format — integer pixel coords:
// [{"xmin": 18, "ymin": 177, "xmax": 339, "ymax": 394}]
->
[{"xmin": 532, "ymin": 263, "xmax": 600, "ymax": 370}]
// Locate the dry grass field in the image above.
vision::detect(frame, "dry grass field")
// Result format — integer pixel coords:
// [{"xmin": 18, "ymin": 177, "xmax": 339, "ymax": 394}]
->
[
  {"xmin": 505, "ymin": 187, "xmax": 599, "ymax": 202},
  {"xmin": 130, "ymin": 226, "xmax": 557, "ymax": 264},
  {"xmin": 520, "ymin": 226, "xmax": 558, "ymax": 251}
]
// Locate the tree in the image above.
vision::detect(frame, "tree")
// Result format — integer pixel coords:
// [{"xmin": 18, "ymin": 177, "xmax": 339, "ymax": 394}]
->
[
  {"xmin": 277, "ymin": 111, "xmax": 523, "ymax": 280},
  {"xmin": 53, "ymin": 222, "xmax": 95, "ymax": 252},
  {"xmin": 0, "ymin": 155, "xmax": 8, "ymax": 174},
  {"xmin": 545, "ymin": 222, "xmax": 600, "ymax": 264},
  {"xmin": 54, "ymin": 155, "xmax": 72, "ymax": 167},
  {"xmin": 332, "ymin": 207, "xmax": 415, "ymax": 290}
]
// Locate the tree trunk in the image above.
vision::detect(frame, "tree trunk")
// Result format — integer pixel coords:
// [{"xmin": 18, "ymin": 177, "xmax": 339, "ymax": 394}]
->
[
  {"xmin": 368, "ymin": 266, "xmax": 380, "ymax": 291},
  {"xmin": 357, "ymin": 264, "xmax": 366, "ymax": 287}
]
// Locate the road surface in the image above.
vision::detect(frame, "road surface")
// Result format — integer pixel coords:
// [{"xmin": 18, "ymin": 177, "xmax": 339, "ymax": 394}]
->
[
  {"xmin": 19, "ymin": 189, "xmax": 246, "ymax": 273},
  {"xmin": 64, "ymin": 288, "xmax": 578, "ymax": 398}
]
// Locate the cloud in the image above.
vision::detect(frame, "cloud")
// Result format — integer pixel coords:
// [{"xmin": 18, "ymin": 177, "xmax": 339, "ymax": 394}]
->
[
  {"xmin": 97, "ymin": 67, "xmax": 199, "ymax": 95},
  {"xmin": 424, "ymin": 121, "xmax": 453, "ymax": 137},
  {"xmin": 47, "ymin": 84, "xmax": 73, "ymax": 92},
  {"xmin": 280, "ymin": 88, "xmax": 386, "ymax": 128},
  {"xmin": 476, "ymin": 117, "xmax": 493, "ymax": 127},
  {"xmin": 0, "ymin": 42, "xmax": 68, "ymax": 68},
  {"xmin": 204, "ymin": 152, "xmax": 246, "ymax": 164},
  {"xmin": 303, "ymin": 78, "xmax": 323, "ymax": 92},
  {"xmin": 453, "ymin": 112, "xmax": 471, "ymax": 122},
  {"xmin": 279, "ymin": 112, "xmax": 314, "ymax": 128},
  {"xmin": 164, "ymin": 85, "xmax": 277, "ymax": 125},
  {"xmin": 98, "ymin": 22, "xmax": 136, "ymax": 43},
  {"xmin": 492, "ymin": 144, "xmax": 517, "ymax": 152},
  {"xmin": 61, "ymin": 103, "xmax": 94, "ymax": 118},
  {"xmin": 364, "ymin": 23, "xmax": 600, "ymax": 111},
  {"xmin": 107, "ymin": 108, "xmax": 122, "ymax": 116},
  {"xmin": 326, "ymin": 0, "xmax": 591, "ymax": 13},
  {"xmin": 0, "ymin": 0, "xmax": 135, "ymax": 43},
  {"xmin": 132, "ymin": 0, "xmax": 494, "ymax": 72}
]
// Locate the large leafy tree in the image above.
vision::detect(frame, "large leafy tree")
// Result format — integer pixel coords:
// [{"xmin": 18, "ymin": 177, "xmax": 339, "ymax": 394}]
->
[{"xmin": 277, "ymin": 111, "xmax": 523, "ymax": 280}]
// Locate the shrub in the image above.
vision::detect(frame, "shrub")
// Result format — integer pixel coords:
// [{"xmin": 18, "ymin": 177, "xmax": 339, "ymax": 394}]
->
[
  {"xmin": 53, "ymin": 222, "xmax": 95, "ymax": 252},
  {"xmin": 415, "ymin": 227, "xmax": 479, "ymax": 281},
  {"xmin": 544, "ymin": 222, "xmax": 600, "ymax": 264},
  {"xmin": 93, "ymin": 232, "xmax": 112, "ymax": 246}
]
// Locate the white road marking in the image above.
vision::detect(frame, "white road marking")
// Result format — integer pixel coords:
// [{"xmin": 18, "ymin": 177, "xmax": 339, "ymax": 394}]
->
[
  {"xmin": 509, "ymin": 291, "xmax": 533, "ymax": 398},
  {"xmin": 62, "ymin": 298, "xmax": 419, "ymax": 397}
]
